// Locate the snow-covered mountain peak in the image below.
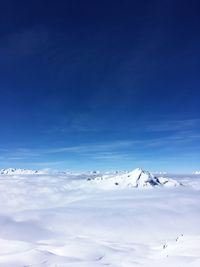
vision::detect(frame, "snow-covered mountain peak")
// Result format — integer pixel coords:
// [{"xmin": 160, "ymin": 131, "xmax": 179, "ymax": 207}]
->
[
  {"xmin": 128, "ymin": 168, "xmax": 154, "ymax": 179},
  {"xmin": 120, "ymin": 168, "xmax": 161, "ymax": 187},
  {"xmin": 87, "ymin": 168, "xmax": 182, "ymax": 189},
  {"xmin": 128, "ymin": 168, "xmax": 143, "ymax": 175}
]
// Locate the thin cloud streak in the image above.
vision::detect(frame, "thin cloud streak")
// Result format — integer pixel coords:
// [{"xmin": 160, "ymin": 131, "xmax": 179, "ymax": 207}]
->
[
  {"xmin": 146, "ymin": 119, "xmax": 200, "ymax": 132},
  {"xmin": 1, "ymin": 127, "xmax": 200, "ymax": 171},
  {"xmin": 2, "ymin": 130, "xmax": 200, "ymax": 159},
  {"xmin": 46, "ymin": 140, "xmax": 140, "ymax": 154}
]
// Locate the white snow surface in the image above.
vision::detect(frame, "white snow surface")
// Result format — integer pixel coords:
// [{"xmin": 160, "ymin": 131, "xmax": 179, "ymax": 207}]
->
[{"xmin": 0, "ymin": 168, "xmax": 200, "ymax": 266}]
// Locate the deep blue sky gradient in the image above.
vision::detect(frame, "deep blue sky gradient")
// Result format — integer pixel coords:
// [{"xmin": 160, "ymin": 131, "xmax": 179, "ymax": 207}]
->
[{"xmin": 0, "ymin": 0, "xmax": 200, "ymax": 171}]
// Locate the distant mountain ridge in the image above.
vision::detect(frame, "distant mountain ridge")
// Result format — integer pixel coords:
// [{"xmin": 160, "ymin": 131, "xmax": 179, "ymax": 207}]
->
[
  {"xmin": 0, "ymin": 168, "xmax": 183, "ymax": 189},
  {"xmin": 0, "ymin": 168, "xmax": 44, "ymax": 175},
  {"xmin": 87, "ymin": 168, "xmax": 182, "ymax": 188}
]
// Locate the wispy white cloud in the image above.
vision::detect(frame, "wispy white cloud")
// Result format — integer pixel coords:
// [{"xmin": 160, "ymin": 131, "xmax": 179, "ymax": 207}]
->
[
  {"xmin": 2, "ymin": 131, "xmax": 200, "ymax": 159},
  {"xmin": 83, "ymin": 151, "xmax": 134, "ymax": 161},
  {"xmin": 31, "ymin": 160, "xmax": 68, "ymax": 166},
  {"xmin": 146, "ymin": 119, "xmax": 200, "ymax": 132},
  {"xmin": 7, "ymin": 148, "xmax": 41, "ymax": 157},
  {"xmin": 1, "ymin": 124, "xmax": 200, "ymax": 169},
  {"xmin": 46, "ymin": 140, "xmax": 139, "ymax": 154}
]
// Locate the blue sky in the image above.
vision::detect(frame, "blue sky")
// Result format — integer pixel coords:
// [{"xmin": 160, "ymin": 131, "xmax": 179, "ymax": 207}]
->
[{"xmin": 0, "ymin": 0, "xmax": 200, "ymax": 172}]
